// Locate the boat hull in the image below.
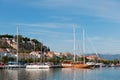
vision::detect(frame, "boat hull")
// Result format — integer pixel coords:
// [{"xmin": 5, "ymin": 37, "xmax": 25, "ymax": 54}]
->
[
  {"xmin": 61, "ymin": 63, "xmax": 72, "ymax": 68},
  {"xmin": 5, "ymin": 65, "xmax": 26, "ymax": 68},
  {"xmin": 0, "ymin": 65, "xmax": 5, "ymax": 69},
  {"xmin": 71, "ymin": 63, "xmax": 94, "ymax": 69},
  {"xmin": 26, "ymin": 65, "xmax": 50, "ymax": 69},
  {"xmin": 62, "ymin": 63, "xmax": 94, "ymax": 69}
]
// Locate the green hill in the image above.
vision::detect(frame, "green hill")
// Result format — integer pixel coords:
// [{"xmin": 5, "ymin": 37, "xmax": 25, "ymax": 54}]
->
[{"xmin": 0, "ymin": 34, "xmax": 50, "ymax": 53}]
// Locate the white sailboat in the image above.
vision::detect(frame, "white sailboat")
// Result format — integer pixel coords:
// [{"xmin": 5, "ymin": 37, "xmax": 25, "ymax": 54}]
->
[
  {"xmin": 26, "ymin": 42, "xmax": 50, "ymax": 69},
  {"xmin": 26, "ymin": 53, "xmax": 51, "ymax": 69},
  {"xmin": 26, "ymin": 63, "xmax": 50, "ymax": 69},
  {"xmin": 6, "ymin": 26, "xmax": 25, "ymax": 68}
]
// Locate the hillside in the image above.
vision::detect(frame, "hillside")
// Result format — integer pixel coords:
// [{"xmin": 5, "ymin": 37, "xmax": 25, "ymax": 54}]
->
[{"xmin": 0, "ymin": 34, "xmax": 50, "ymax": 53}]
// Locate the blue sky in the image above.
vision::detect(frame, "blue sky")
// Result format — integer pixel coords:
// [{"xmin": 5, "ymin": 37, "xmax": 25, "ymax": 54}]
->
[{"xmin": 0, "ymin": 0, "xmax": 120, "ymax": 54}]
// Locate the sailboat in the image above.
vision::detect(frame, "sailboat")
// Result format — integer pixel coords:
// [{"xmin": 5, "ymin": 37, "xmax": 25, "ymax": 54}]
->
[
  {"xmin": 62, "ymin": 27, "xmax": 94, "ymax": 69},
  {"xmin": 72, "ymin": 28, "xmax": 94, "ymax": 68},
  {"xmin": 6, "ymin": 26, "xmax": 26, "ymax": 68},
  {"xmin": 26, "ymin": 58, "xmax": 51, "ymax": 69},
  {"xmin": 26, "ymin": 42, "xmax": 51, "ymax": 69}
]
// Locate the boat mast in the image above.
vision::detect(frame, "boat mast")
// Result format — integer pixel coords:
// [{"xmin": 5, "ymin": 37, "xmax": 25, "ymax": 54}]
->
[
  {"xmin": 41, "ymin": 41, "xmax": 43, "ymax": 64},
  {"xmin": 83, "ymin": 29, "xmax": 85, "ymax": 64},
  {"xmin": 17, "ymin": 26, "xmax": 19, "ymax": 64},
  {"xmin": 73, "ymin": 26, "xmax": 76, "ymax": 63},
  {"xmin": 34, "ymin": 42, "xmax": 36, "ymax": 63}
]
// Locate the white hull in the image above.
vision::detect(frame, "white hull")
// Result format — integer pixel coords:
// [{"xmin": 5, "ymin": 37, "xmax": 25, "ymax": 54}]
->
[
  {"xmin": 95, "ymin": 63, "xmax": 106, "ymax": 67},
  {"xmin": 26, "ymin": 65, "xmax": 50, "ymax": 69},
  {"xmin": 5, "ymin": 65, "xmax": 26, "ymax": 68}
]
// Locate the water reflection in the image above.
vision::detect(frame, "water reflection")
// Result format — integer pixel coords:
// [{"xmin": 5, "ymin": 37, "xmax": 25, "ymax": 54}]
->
[
  {"xmin": 0, "ymin": 69, "xmax": 18, "ymax": 80},
  {"xmin": 0, "ymin": 68, "xmax": 94, "ymax": 80},
  {"xmin": 25, "ymin": 69, "xmax": 51, "ymax": 80},
  {"xmin": 0, "ymin": 68, "xmax": 120, "ymax": 80},
  {"xmin": 61, "ymin": 68, "xmax": 89, "ymax": 80}
]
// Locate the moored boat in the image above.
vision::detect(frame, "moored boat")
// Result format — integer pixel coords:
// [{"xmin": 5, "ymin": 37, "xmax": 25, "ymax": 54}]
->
[
  {"xmin": 62, "ymin": 28, "xmax": 94, "ymax": 69},
  {"xmin": 0, "ymin": 63, "xmax": 5, "ymax": 69},
  {"xmin": 61, "ymin": 60, "xmax": 72, "ymax": 68},
  {"xmin": 61, "ymin": 63, "xmax": 72, "ymax": 68},
  {"xmin": 26, "ymin": 63, "xmax": 50, "ymax": 69},
  {"xmin": 94, "ymin": 63, "xmax": 106, "ymax": 68},
  {"xmin": 26, "ymin": 65, "xmax": 50, "ymax": 69},
  {"xmin": 62, "ymin": 62, "xmax": 94, "ymax": 69},
  {"xmin": 5, "ymin": 61, "xmax": 26, "ymax": 68},
  {"xmin": 71, "ymin": 62, "xmax": 94, "ymax": 68}
]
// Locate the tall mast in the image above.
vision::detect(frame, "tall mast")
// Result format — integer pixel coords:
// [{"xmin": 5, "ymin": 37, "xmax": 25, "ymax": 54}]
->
[
  {"xmin": 41, "ymin": 41, "xmax": 43, "ymax": 63},
  {"xmin": 73, "ymin": 26, "xmax": 76, "ymax": 63},
  {"xmin": 17, "ymin": 26, "xmax": 19, "ymax": 64},
  {"xmin": 83, "ymin": 29, "xmax": 85, "ymax": 64},
  {"xmin": 34, "ymin": 42, "xmax": 35, "ymax": 63}
]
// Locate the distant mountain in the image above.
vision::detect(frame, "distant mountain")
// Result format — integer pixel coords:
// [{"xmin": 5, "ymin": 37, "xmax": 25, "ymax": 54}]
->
[
  {"xmin": 85, "ymin": 53, "xmax": 120, "ymax": 60},
  {"xmin": 99, "ymin": 54, "xmax": 120, "ymax": 60}
]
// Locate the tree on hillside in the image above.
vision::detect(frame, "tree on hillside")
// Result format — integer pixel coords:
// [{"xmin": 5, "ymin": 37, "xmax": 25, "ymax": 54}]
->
[
  {"xmin": 31, "ymin": 39, "xmax": 43, "ymax": 51},
  {"xmin": 47, "ymin": 47, "xmax": 50, "ymax": 52},
  {"xmin": 0, "ymin": 34, "xmax": 50, "ymax": 53},
  {"xmin": 0, "ymin": 34, "xmax": 14, "ymax": 38},
  {"xmin": 23, "ymin": 37, "xmax": 30, "ymax": 42},
  {"xmin": 114, "ymin": 58, "xmax": 119, "ymax": 64},
  {"xmin": 15, "ymin": 35, "xmax": 23, "ymax": 43},
  {"xmin": 42, "ymin": 46, "xmax": 50, "ymax": 52}
]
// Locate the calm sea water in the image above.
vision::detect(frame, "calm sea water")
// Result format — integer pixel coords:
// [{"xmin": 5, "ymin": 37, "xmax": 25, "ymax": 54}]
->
[{"xmin": 0, "ymin": 67, "xmax": 120, "ymax": 80}]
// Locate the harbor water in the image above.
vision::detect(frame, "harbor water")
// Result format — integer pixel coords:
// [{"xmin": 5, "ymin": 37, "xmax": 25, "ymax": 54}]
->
[{"xmin": 0, "ymin": 67, "xmax": 120, "ymax": 80}]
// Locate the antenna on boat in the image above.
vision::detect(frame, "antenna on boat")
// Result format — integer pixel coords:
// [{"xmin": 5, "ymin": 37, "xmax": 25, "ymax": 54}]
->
[{"xmin": 73, "ymin": 25, "xmax": 76, "ymax": 63}]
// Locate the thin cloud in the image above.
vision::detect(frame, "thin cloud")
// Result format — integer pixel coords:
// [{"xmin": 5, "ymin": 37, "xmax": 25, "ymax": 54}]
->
[
  {"xmin": 19, "ymin": 23, "xmax": 79, "ymax": 29},
  {"xmin": 3, "ymin": 0, "xmax": 120, "ymax": 23},
  {"xmin": 50, "ymin": 16, "xmax": 73, "ymax": 21},
  {"xmin": 14, "ymin": 22, "xmax": 80, "ymax": 41},
  {"xmin": 28, "ymin": 0, "xmax": 120, "ymax": 23},
  {"xmin": 23, "ymin": 29, "xmax": 73, "ymax": 40}
]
